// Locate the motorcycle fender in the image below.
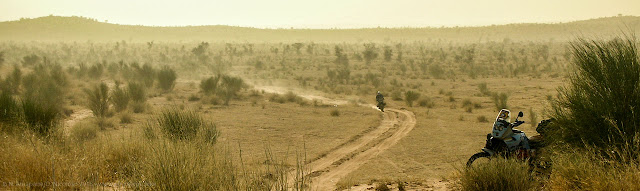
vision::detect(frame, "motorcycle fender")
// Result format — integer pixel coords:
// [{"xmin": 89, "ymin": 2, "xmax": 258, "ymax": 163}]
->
[{"xmin": 481, "ymin": 148, "xmax": 495, "ymax": 156}]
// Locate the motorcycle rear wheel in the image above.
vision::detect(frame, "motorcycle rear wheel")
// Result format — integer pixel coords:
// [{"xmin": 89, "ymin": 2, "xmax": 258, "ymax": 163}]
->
[{"xmin": 466, "ymin": 152, "xmax": 491, "ymax": 167}]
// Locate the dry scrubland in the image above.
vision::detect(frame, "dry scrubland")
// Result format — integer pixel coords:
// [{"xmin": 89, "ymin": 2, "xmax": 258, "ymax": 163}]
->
[{"xmin": 0, "ymin": 16, "xmax": 639, "ymax": 190}]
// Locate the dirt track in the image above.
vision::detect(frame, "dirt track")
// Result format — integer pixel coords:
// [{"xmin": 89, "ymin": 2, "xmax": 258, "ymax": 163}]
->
[
  {"xmin": 309, "ymin": 108, "xmax": 416, "ymax": 190},
  {"xmin": 252, "ymin": 85, "xmax": 419, "ymax": 190}
]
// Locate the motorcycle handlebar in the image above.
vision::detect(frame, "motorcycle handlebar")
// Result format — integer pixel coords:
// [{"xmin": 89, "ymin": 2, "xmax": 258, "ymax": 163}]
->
[{"xmin": 512, "ymin": 120, "xmax": 525, "ymax": 127}]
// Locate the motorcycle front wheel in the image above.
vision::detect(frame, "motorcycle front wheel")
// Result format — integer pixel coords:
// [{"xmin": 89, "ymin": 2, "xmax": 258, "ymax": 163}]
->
[{"xmin": 466, "ymin": 152, "xmax": 491, "ymax": 167}]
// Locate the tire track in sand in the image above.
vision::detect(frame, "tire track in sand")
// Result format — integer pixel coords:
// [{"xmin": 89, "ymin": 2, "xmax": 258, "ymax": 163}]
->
[{"xmin": 252, "ymin": 85, "xmax": 417, "ymax": 191}]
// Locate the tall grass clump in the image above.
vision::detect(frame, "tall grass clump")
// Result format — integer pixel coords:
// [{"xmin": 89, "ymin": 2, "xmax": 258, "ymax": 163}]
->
[
  {"xmin": 128, "ymin": 82, "xmax": 146, "ymax": 103},
  {"xmin": 0, "ymin": 90, "xmax": 20, "ymax": 125},
  {"xmin": 491, "ymin": 92, "xmax": 508, "ymax": 111},
  {"xmin": 111, "ymin": 84, "xmax": 130, "ymax": 112},
  {"xmin": 548, "ymin": 35, "xmax": 640, "ymax": 151},
  {"xmin": 157, "ymin": 66, "xmax": 177, "ymax": 91},
  {"xmin": 548, "ymin": 149, "xmax": 640, "ymax": 190},
  {"xmin": 85, "ymin": 82, "xmax": 110, "ymax": 118},
  {"xmin": 458, "ymin": 157, "xmax": 535, "ymax": 191},
  {"xmin": 22, "ymin": 94, "xmax": 60, "ymax": 136},
  {"xmin": 155, "ymin": 108, "xmax": 218, "ymax": 143}
]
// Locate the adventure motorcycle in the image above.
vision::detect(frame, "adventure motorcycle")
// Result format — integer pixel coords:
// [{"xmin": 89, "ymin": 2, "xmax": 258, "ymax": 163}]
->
[
  {"xmin": 376, "ymin": 101, "xmax": 386, "ymax": 112},
  {"xmin": 466, "ymin": 110, "xmax": 552, "ymax": 167}
]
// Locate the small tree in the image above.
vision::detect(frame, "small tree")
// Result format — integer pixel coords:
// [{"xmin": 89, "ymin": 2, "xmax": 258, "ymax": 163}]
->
[
  {"xmin": 383, "ymin": 46, "xmax": 393, "ymax": 62},
  {"xmin": 218, "ymin": 75, "xmax": 245, "ymax": 105},
  {"xmin": 85, "ymin": 83, "xmax": 110, "ymax": 118},
  {"xmin": 157, "ymin": 66, "xmax": 177, "ymax": 91},
  {"xmin": 362, "ymin": 43, "xmax": 379, "ymax": 65},
  {"xmin": 292, "ymin": 43, "xmax": 304, "ymax": 55},
  {"xmin": 405, "ymin": 91, "xmax": 421, "ymax": 107}
]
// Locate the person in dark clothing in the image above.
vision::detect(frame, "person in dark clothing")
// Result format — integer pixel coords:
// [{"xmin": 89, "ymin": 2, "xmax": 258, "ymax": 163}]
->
[{"xmin": 376, "ymin": 91, "xmax": 385, "ymax": 112}]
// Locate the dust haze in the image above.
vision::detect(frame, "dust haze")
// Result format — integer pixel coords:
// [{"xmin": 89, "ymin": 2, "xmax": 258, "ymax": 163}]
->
[{"xmin": 0, "ymin": 1, "xmax": 639, "ymax": 190}]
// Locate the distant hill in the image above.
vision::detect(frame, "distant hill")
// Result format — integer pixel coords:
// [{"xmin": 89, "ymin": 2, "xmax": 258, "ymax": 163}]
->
[{"xmin": 0, "ymin": 15, "xmax": 638, "ymax": 43}]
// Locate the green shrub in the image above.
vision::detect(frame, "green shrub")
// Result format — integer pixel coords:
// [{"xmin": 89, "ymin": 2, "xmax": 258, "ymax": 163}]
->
[
  {"xmin": 156, "ymin": 108, "xmax": 218, "ymax": 142},
  {"xmin": 111, "ymin": 84, "xmax": 130, "ymax": 112},
  {"xmin": 131, "ymin": 101, "xmax": 147, "ymax": 113},
  {"xmin": 218, "ymin": 75, "xmax": 245, "ymax": 105},
  {"xmin": 418, "ymin": 97, "xmax": 435, "ymax": 108},
  {"xmin": 0, "ymin": 90, "xmax": 19, "ymax": 125},
  {"xmin": 128, "ymin": 82, "xmax": 146, "ymax": 103},
  {"xmin": 549, "ymin": 35, "xmax": 640, "ymax": 152},
  {"xmin": 84, "ymin": 83, "xmax": 110, "ymax": 118},
  {"xmin": 136, "ymin": 63, "xmax": 156, "ymax": 87},
  {"xmin": 157, "ymin": 66, "xmax": 177, "ymax": 91},
  {"xmin": 404, "ymin": 91, "xmax": 420, "ymax": 107},
  {"xmin": 459, "ymin": 157, "xmax": 535, "ymax": 191},
  {"xmin": 22, "ymin": 95, "xmax": 60, "ymax": 136},
  {"xmin": 200, "ymin": 76, "xmax": 221, "ymax": 95}
]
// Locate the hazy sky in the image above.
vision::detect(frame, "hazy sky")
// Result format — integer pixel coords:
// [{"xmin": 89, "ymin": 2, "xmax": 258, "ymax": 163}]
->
[{"xmin": 1, "ymin": 0, "xmax": 639, "ymax": 28}]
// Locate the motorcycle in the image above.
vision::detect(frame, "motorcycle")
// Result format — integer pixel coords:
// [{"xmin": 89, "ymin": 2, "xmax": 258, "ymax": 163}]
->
[
  {"xmin": 466, "ymin": 111, "xmax": 552, "ymax": 168},
  {"xmin": 376, "ymin": 101, "xmax": 386, "ymax": 112}
]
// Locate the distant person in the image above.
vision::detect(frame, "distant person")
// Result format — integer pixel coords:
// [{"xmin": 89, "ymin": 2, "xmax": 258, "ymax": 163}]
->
[{"xmin": 376, "ymin": 91, "xmax": 385, "ymax": 112}]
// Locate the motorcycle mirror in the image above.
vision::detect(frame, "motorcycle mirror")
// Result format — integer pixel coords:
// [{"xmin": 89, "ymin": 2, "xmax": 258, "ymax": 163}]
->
[{"xmin": 518, "ymin": 111, "xmax": 524, "ymax": 117}]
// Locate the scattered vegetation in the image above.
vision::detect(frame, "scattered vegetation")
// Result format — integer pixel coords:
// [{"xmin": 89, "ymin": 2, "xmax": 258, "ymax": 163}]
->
[{"xmin": 85, "ymin": 82, "xmax": 110, "ymax": 118}]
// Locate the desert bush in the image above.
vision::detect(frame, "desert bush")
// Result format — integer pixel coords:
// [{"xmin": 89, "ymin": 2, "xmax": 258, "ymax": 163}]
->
[
  {"xmin": 21, "ymin": 54, "xmax": 40, "ymax": 66},
  {"xmin": 70, "ymin": 121, "xmax": 98, "ymax": 142},
  {"xmin": 330, "ymin": 109, "xmax": 340, "ymax": 117},
  {"xmin": 111, "ymin": 84, "xmax": 130, "ymax": 112},
  {"xmin": 120, "ymin": 112, "xmax": 133, "ymax": 124},
  {"xmin": 156, "ymin": 108, "xmax": 218, "ymax": 142},
  {"xmin": 136, "ymin": 63, "xmax": 156, "ymax": 87},
  {"xmin": 491, "ymin": 92, "xmax": 508, "ymax": 111},
  {"xmin": 362, "ymin": 43, "xmax": 379, "ymax": 65},
  {"xmin": 404, "ymin": 91, "xmax": 420, "ymax": 107},
  {"xmin": 0, "ymin": 51, "xmax": 4, "ymax": 67},
  {"xmin": 157, "ymin": 66, "xmax": 177, "ymax": 91},
  {"xmin": 269, "ymin": 94, "xmax": 287, "ymax": 104},
  {"xmin": 200, "ymin": 75, "xmax": 221, "ymax": 95},
  {"xmin": 2, "ymin": 66, "xmax": 22, "ymax": 94},
  {"xmin": 549, "ymin": 35, "xmax": 640, "ymax": 152},
  {"xmin": 131, "ymin": 101, "xmax": 147, "ymax": 113},
  {"xmin": 218, "ymin": 75, "xmax": 245, "ymax": 105},
  {"xmin": 85, "ymin": 83, "xmax": 110, "ymax": 118},
  {"xmin": 375, "ymin": 183, "xmax": 390, "ymax": 191},
  {"xmin": 22, "ymin": 95, "xmax": 60, "ymax": 136},
  {"xmin": 418, "ymin": 97, "xmax": 435, "ymax": 108},
  {"xmin": 477, "ymin": 115, "xmax": 488, "ymax": 123},
  {"xmin": 0, "ymin": 90, "xmax": 19, "ymax": 125},
  {"xmin": 132, "ymin": 141, "xmax": 236, "ymax": 191},
  {"xmin": 128, "ymin": 82, "xmax": 146, "ymax": 103},
  {"xmin": 478, "ymin": 82, "xmax": 491, "ymax": 96},
  {"xmin": 458, "ymin": 157, "xmax": 535, "ymax": 191}
]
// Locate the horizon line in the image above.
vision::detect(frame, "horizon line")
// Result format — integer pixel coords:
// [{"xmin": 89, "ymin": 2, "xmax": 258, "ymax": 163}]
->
[{"xmin": 2, "ymin": 14, "xmax": 638, "ymax": 30}]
